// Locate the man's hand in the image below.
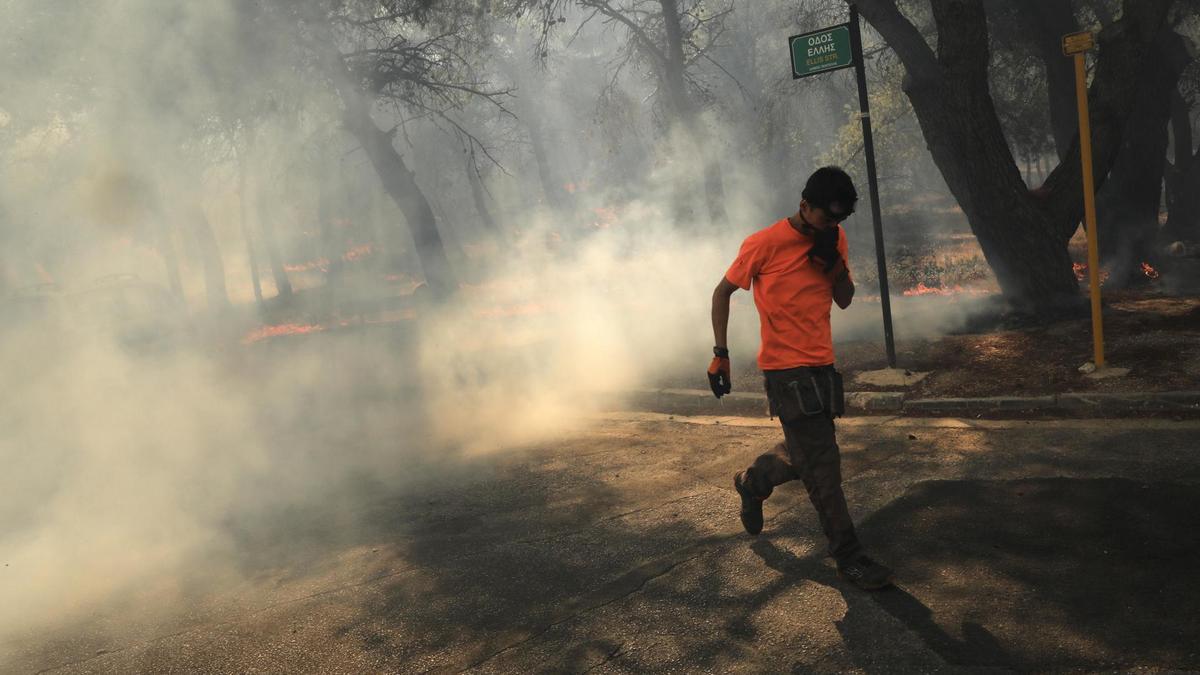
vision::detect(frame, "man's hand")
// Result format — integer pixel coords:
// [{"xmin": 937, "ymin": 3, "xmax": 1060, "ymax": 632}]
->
[
  {"xmin": 808, "ymin": 225, "xmax": 842, "ymax": 274},
  {"xmin": 707, "ymin": 353, "xmax": 731, "ymax": 399}
]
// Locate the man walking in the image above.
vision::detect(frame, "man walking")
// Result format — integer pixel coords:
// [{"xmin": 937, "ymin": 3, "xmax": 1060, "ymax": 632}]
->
[{"xmin": 707, "ymin": 166, "xmax": 893, "ymax": 590}]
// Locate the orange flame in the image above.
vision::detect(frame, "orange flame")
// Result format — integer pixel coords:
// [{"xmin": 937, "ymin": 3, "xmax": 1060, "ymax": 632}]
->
[
  {"xmin": 342, "ymin": 243, "xmax": 375, "ymax": 262},
  {"xmin": 1073, "ymin": 263, "xmax": 1109, "ymax": 284},
  {"xmin": 242, "ymin": 323, "xmax": 325, "ymax": 344},
  {"xmin": 282, "ymin": 243, "xmax": 377, "ymax": 273},
  {"xmin": 284, "ymin": 257, "xmax": 330, "ymax": 273},
  {"xmin": 901, "ymin": 283, "xmax": 992, "ymax": 297},
  {"xmin": 1141, "ymin": 262, "xmax": 1159, "ymax": 279}
]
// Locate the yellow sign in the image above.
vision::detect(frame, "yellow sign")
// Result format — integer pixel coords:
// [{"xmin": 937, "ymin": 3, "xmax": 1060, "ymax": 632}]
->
[{"xmin": 1062, "ymin": 31, "xmax": 1095, "ymax": 55}]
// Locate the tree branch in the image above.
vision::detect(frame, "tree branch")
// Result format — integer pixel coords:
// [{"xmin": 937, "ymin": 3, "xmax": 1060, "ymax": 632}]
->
[{"xmin": 850, "ymin": 0, "xmax": 940, "ymax": 82}]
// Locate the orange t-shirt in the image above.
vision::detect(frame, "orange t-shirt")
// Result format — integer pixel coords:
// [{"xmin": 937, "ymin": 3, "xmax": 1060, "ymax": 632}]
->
[{"xmin": 724, "ymin": 218, "xmax": 850, "ymax": 370}]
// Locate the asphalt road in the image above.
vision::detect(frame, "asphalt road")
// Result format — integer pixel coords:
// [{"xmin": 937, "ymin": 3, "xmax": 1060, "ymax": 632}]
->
[{"xmin": 7, "ymin": 413, "xmax": 1200, "ymax": 673}]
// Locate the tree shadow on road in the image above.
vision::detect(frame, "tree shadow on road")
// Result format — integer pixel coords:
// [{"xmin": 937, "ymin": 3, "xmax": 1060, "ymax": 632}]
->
[
  {"xmin": 854, "ymin": 476, "xmax": 1200, "ymax": 671},
  {"xmin": 311, "ymin": 441, "xmax": 730, "ymax": 671},
  {"xmin": 204, "ymin": 422, "xmax": 1200, "ymax": 673}
]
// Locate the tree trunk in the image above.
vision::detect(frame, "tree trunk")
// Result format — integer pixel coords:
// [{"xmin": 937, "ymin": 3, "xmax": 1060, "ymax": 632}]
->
[
  {"xmin": 522, "ymin": 103, "xmax": 571, "ymax": 214},
  {"xmin": 1166, "ymin": 158, "xmax": 1200, "ymax": 242},
  {"xmin": 906, "ymin": 74, "xmax": 1078, "ymax": 309},
  {"xmin": 497, "ymin": 52, "xmax": 573, "ymax": 217},
  {"xmin": 256, "ymin": 186, "xmax": 293, "ymax": 299},
  {"xmin": 1165, "ymin": 90, "xmax": 1200, "ymax": 241},
  {"xmin": 659, "ymin": 0, "xmax": 727, "ymax": 228},
  {"xmin": 156, "ymin": 220, "xmax": 184, "ymax": 299},
  {"xmin": 857, "ymin": 0, "xmax": 1175, "ymax": 315},
  {"xmin": 1020, "ymin": 0, "xmax": 1080, "ymax": 160},
  {"xmin": 467, "ymin": 151, "xmax": 504, "ymax": 244},
  {"xmin": 1040, "ymin": 0, "xmax": 1178, "ymax": 237},
  {"xmin": 317, "ymin": 154, "xmax": 343, "ymax": 310},
  {"xmin": 308, "ymin": 16, "xmax": 458, "ymax": 300},
  {"xmin": 235, "ymin": 140, "xmax": 264, "ymax": 308},
  {"xmin": 1095, "ymin": 29, "xmax": 1191, "ymax": 287},
  {"xmin": 338, "ymin": 88, "xmax": 456, "ymax": 299},
  {"xmin": 901, "ymin": 0, "xmax": 1078, "ymax": 311},
  {"xmin": 184, "ymin": 202, "xmax": 231, "ymax": 311}
]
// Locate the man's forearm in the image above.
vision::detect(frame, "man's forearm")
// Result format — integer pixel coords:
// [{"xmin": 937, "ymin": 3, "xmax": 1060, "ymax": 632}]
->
[
  {"xmin": 833, "ymin": 271, "xmax": 854, "ymax": 308},
  {"xmin": 712, "ymin": 288, "xmax": 731, "ymax": 347},
  {"xmin": 832, "ymin": 258, "xmax": 854, "ymax": 308}
]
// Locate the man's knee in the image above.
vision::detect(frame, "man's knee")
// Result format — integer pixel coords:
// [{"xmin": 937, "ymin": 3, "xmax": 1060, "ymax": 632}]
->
[{"xmin": 747, "ymin": 442, "xmax": 792, "ymax": 494}]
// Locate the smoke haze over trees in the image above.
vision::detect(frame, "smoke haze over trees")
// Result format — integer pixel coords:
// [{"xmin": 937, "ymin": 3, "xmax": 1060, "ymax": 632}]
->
[
  {"xmin": 1, "ymin": 0, "xmax": 1200, "ymax": 649},
  {"xmin": 3, "ymin": 0, "xmax": 1197, "ymax": 312}
]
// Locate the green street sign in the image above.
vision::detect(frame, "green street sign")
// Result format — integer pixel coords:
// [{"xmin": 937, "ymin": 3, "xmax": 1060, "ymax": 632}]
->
[{"xmin": 789, "ymin": 24, "xmax": 854, "ymax": 79}]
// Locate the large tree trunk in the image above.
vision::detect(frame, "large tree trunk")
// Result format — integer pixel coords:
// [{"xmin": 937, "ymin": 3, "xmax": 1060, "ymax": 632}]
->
[
  {"xmin": 904, "ymin": 78, "xmax": 1078, "ymax": 309},
  {"xmin": 337, "ymin": 88, "xmax": 456, "ymax": 300},
  {"xmin": 900, "ymin": 0, "xmax": 1078, "ymax": 311},
  {"xmin": 1040, "ymin": 1, "xmax": 1178, "ymax": 236},
  {"xmin": 659, "ymin": 0, "xmax": 727, "ymax": 228},
  {"xmin": 1095, "ymin": 29, "xmax": 1191, "ymax": 287},
  {"xmin": 1017, "ymin": 0, "xmax": 1080, "ymax": 160},
  {"xmin": 1165, "ymin": 90, "xmax": 1200, "ymax": 241},
  {"xmin": 857, "ymin": 0, "xmax": 1175, "ymax": 315},
  {"xmin": 308, "ymin": 15, "xmax": 458, "ymax": 300}
]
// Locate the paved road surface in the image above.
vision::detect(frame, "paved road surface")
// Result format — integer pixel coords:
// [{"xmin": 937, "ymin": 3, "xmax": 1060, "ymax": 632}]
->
[{"xmin": 7, "ymin": 413, "xmax": 1199, "ymax": 673}]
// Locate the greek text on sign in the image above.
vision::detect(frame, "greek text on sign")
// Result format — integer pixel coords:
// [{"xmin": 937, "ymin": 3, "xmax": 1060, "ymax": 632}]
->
[{"xmin": 789, "ymin": 24, "xmax": 854, "ymax": 79}]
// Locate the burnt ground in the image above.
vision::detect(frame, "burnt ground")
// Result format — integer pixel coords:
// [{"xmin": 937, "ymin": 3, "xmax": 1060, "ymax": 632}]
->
[
  {"xmin": 674, "ymin": 291, "xmax": 1200, "ymax": 400},
  {"xmin": 840, "ymin": 292, "xmax": 1200, "ymax": 399}
]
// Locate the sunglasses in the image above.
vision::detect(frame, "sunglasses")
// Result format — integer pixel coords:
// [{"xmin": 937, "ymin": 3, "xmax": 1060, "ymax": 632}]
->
[{"xmin": 815, "ymin": 206, "xmax": 853, "ymax": 224}]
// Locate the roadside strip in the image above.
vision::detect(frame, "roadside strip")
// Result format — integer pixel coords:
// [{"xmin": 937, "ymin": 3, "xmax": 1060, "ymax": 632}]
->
[{"xmin": 619, "ymin": 388, "xmax": 1200, "ymax": 419}]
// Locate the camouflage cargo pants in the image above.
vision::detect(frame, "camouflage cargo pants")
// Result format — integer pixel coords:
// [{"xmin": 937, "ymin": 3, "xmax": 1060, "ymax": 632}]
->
[{"xmin": 740, "ymin": 366, "xmax": 863, "ymax": 563}]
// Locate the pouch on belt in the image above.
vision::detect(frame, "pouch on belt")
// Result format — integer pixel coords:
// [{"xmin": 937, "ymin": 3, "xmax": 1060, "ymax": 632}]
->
[{"xmin": 767, "ymin": 368, "xmax": 845, "ymax": 421}]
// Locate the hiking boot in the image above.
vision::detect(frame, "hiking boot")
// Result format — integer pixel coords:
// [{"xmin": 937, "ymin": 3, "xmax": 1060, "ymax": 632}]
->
[
  {"xmin": 733, "ymin": 471, "xmax": 764, "ymax": 535},
  {"xmin": 837, "ymin": 555, "xmax": 894, "ymax": 590}
]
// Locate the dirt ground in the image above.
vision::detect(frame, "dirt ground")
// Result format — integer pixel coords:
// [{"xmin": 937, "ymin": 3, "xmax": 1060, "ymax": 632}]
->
[
  {"xmin": 841, "ymin": 292, "xmax": 1200, "ymax": 398},
  {"xmin": 703, "ymin": 291, "xmax": 1200, "ymax": 400}
]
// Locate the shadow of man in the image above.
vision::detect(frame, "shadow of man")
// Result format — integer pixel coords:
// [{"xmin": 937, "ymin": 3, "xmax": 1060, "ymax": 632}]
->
[{"xmin": 750, "ymin": 538, "xmax": 1014, "ymax": 671}]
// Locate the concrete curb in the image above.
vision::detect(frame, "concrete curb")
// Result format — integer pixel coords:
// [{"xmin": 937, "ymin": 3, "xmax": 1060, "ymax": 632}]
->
[{"xmin": 623, "ymin": 388, "xmax": 1200, "ymax": 418}]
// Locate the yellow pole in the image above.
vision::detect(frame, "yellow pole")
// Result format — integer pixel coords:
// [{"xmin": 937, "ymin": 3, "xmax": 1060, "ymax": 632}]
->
[{"xmin": 1074, "ymin": 51, "xmax": 1105, "ymax": 368}]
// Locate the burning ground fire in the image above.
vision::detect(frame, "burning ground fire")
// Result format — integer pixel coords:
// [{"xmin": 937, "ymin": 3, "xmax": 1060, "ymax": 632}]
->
[
  {"xmin": 1073, "ymin": 262, "xmax": 1109, "ymax": 283},
  {"xmin": 901, "ymin": 283, "xmax": 994, "ymax": 297},
  {"xmin": 240, "ymin": 298, "xmax": 556, "ymax": 344},
  {"xmin": 241, "ymin": 312, "xmax": 419, "ymax": 344},
  {"xmin": 242, "ymin": 322, "xmax": 326, "ymax": 343},
  {"xmin": 1072, "ymin": 261, "xmax": 1159, "ymax": 283},
  {"xmin": 283, "ymin": 243, "xmax": 377, "ymax": 273}
]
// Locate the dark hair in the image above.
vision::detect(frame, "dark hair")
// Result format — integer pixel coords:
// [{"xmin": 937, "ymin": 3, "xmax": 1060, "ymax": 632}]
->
[{"xmin": 802, "ymin": 166, "xmax": 858, "ymax": 218}]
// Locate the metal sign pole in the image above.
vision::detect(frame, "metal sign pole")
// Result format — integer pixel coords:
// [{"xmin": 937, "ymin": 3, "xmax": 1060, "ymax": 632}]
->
[
  {"xmin": 848, "ymin": 5, "xmax": 897, "ymax": 368},
  {"xmin": 1064, "ymin": 31, "xmax": 1105, "ymax": 368}
]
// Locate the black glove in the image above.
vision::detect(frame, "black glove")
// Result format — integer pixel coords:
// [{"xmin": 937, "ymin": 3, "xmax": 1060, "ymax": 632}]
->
[
  {"xmin": 707, "ymin": 347, "xmax": 731, "ymax": 399},
  {"xmin": 808, "ymin": 225, "xmax": 841, "ymax": 273}
]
